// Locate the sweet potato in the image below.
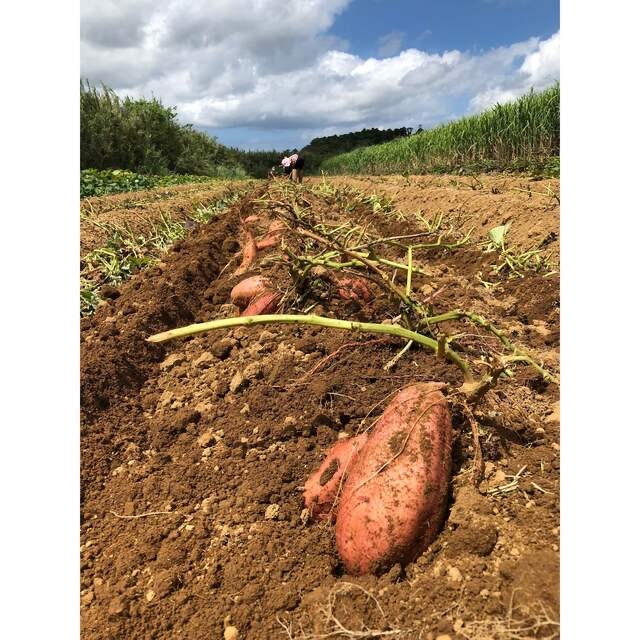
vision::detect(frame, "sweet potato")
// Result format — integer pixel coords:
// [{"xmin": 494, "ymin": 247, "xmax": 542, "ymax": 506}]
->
[
  {"xmin": 256, "ymin": 220, "xmax": 286, "ymax": 250},
  {"xmin": 335, "ymin": 382, "xmax": 452, "ymax": 575},
  {"xmin": 230, "ymin": 276, "xmax": 271, "ymax": 309},
  {"xmin": 241, "ymin": 291, "xmax": 281, "ymax": 316},
  {"xmin": 233, "ymin": 229, "xmax": 257, "ymax": 276},
  {"xmin": 336, "ymin": 277, "xmax": 374, "ymax": 303},
  {"xmin": 303, "ymin": 433, "xmax": 368, "ymax": 521},
  {"xmin": 255, "ymin": 235, "xmax": 279, "ymax": 250}
]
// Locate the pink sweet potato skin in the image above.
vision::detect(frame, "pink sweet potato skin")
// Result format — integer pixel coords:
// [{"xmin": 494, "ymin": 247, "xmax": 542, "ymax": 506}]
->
[
  {"xmin": 233, "ymin": 229, "xmax": 257, "ymax": 276},
  {"xmin": 230, "ymin": 276, "xmax": 271, "ymax": 309},
  {"xmin": 256, "ymin": 220, "xmax": 286, "ymax": 250},
  {"xmin": 303, "ymin": 433, "xmax": 368, "ymax": 521},
  {"xmin": 335, "ymin": 382, "xmax": 452, "ymax": 575},
  {"xmin": 241, "ymin": 291, "xmax": 281, "ymax": 316}
]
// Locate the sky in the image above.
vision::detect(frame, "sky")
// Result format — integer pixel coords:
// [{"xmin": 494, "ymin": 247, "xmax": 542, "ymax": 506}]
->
[{"xmin": 80, "ymin": 0, "xmax": 560, "ymax": 151}]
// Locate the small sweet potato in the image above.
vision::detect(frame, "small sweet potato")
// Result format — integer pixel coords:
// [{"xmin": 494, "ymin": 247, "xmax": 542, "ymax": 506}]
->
[
  {"xmin": 233, "ymin": 229, "xmax": 257, "ymax": 276},
  {"xmin": 336, "ymin": 277, "xmax": 374, "ymax": 303},
  {"xmin": 303, "ymin": 433, "xmax": 368, "ymax": 521},
  {"xmin": 256, "ymin": 235, "xmax": 280, "ymax": 250},
  {"xmin": 256, "ymin": 220, "xmax": 286, "ymax": 250},
  {"xmin": 241, "ymin": 291, "xmax": 281, "ymax": 316},
  {"xmin": 230, "ymin": 276, "xmax": 271, "ymax": 309},
  {"xmin": 335, "ymin": 382, "xmax": 452, "ymax": 575}
]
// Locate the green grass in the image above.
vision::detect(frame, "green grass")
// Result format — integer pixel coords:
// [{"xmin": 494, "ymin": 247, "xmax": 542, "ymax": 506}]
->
[
  {"xmin": 80, "ymin": 168, "xmax": 247, "ymax": 198},
  {"xmin": 320, "ymin": 84, "xmax": 559, "ymax": 177}
]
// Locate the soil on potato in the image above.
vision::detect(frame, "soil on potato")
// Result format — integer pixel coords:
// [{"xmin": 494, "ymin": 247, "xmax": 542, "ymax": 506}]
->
[{"xmin": 81, "ymin": 174, "xmax": 560, "ymax": 640}]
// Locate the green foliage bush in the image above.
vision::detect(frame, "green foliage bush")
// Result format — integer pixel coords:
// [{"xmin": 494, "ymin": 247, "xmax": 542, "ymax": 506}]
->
[
  {"xmin": 80, "ymin": 169, "xmax": 224, "ymax": 198},
  {"xmin": 80, "ymin": 81, "xmax": 245, "ymax": 177}
]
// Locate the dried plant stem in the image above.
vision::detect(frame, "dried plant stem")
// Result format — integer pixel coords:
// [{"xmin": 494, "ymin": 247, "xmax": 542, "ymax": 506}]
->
[{"xmin": 461, "ymin": 401, "xmax": 485, "ymax": 487}]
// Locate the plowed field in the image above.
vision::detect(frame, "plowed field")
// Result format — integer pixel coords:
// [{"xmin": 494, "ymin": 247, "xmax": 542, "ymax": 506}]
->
[{"xmin": 80, "ymin": 174, "xmax": 560, "ymax": 640}]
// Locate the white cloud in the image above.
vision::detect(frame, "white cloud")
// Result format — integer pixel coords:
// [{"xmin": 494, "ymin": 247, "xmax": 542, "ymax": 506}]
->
[
  {"xmin": 80, "ymin": 1, "xmax": 559, "ymax": 148},
  {"xmin": 520, "ymin": 31, "xmax": 560, "ymax": 86}
]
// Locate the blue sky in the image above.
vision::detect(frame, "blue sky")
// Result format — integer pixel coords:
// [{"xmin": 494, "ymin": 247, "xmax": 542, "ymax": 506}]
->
[
  {"xmin": 80, "ymin": 0, "xmax": 560, "ymax": 151},
  {"xmin": 336, "ymin": 0, "xmax": 558, "ymax": 56}
]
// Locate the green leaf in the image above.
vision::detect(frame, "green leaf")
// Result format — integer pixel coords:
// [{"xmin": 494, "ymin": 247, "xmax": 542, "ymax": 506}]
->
[{"xmin": 488, "ymin": 221, "xmax": 511, "ymax": 248}]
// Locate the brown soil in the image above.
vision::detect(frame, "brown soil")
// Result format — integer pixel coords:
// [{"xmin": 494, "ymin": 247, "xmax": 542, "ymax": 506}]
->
[{"xmin": 81, "ymin": 174, "xmax": 560, "ymax": 640}]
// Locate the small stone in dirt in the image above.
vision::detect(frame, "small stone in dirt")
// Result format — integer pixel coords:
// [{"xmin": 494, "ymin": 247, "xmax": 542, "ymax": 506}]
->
[
  {"xmin": 265, "ymin": 504, "xmax": 280, "ymax": 520},
  {"xmin": 247, "ymin": 342, "xmax": 264, "ymax": 357},
  {"xmin": 230, "ymin": 371, "xmax": 247, "ymax": 393},
  {"xmin": 124, "ymin": 501, "xmax": 135, "ymax": 516},
  {"xmin": 193, "ymin": 352, "xmax": 215, "ymax": 368},
  {"xmin": 493, "ymin": 470, "xmax": 507, "ymax": 485},
  {"xmin": 214, "ymin": 380, "xmax": 230, "ymax": 397},
  {"xmin": 258, "ymin": 330, "xmax": 275, "ymax": 344},
  {"xmin": 159, "ymin": 354, "xmax": 186, "ymax": 371},
  {"xmin": 240, "ymin": 404, "xmax": 250, "ymax": 415},
  {"xmin": 545, "ymin": 401, "xmax": 560, "ymax": 424},
  {"xmin": 211, "ymin": 338, "xmax": 237, "ymax": 359},
  {"xmin": 176, "ymin": 408, "xmax": 201, "ymax": 430},
  {"xmin": 108, "ymin": 595, "xmax": 129, "ymax": 617},
  {"xmin": 198, "ymin": 429, "xmax": 216, "ymax": 447},
  {"xmin": 224, "ymin": 626, "xmax": 239, "ymax": 640},
  {"xmin": 81, "ymin": 590, "xmax": 95, "ymax": 606},
  {"xmin": 419, "ymin": 284, "xmax": 434, "ymax": 297},
  {"xmin": 447, "ymin": 566, "xmax": 463, "ymax": 582},
  {"xmin": 435, "ymin": 634, "xmax": 452, "ymax": 640},
  {"xmin": 243, "ymin": 362, "xmax": 264, "ymax": 380}
]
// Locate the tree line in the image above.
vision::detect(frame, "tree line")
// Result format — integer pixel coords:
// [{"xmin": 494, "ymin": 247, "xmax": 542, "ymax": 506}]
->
[{"xmin": 299, "ymin": 127, "xmax": 415, "ymax": 173}]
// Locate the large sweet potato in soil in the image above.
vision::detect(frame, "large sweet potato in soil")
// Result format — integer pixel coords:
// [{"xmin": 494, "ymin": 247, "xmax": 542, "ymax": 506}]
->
[
  {"xmin": 303, "ymin": 433, "xmax": 368, "ymax": 521},
  {"xmin": 335, "ymin": 382, "xmax": 453, "ymax": 575}
]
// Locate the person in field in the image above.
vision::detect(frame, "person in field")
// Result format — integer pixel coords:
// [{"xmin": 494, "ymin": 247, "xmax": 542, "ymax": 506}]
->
[
  {"xmin": 281, "ymin": 156, "xmax": 293, "ymax": 179},
  {"xmin": 289, "ymin": 150, "xmax": 305, "ymax": 183}
]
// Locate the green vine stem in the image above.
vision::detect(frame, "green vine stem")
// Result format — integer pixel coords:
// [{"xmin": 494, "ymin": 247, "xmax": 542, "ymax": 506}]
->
[
  {"xmin": 420, "ymin": 309, "xmax": 559, "ymax": 384},
  {"xmin": 147, "ymin": 313, "xmax": 475, "ymax": 385}
]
